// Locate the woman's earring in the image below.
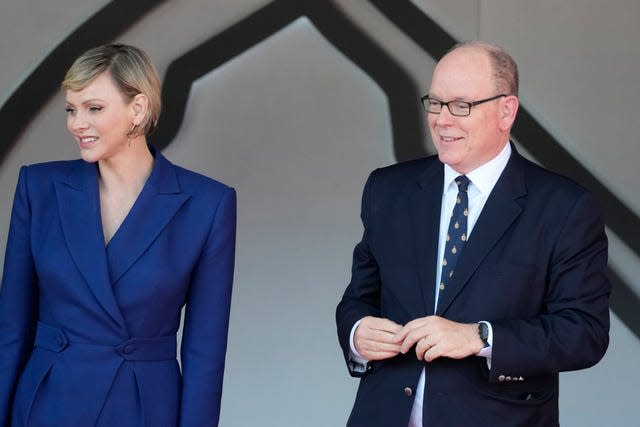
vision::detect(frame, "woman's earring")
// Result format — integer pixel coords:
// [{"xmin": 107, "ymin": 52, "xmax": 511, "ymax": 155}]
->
[{"xmin": 128, "ymin": 123, "xmax": 136, "ymax": 147}]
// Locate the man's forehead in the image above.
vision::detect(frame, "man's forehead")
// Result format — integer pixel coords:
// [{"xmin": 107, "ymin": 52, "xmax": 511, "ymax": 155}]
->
[
  {"xmin": 437, "ymin": 48, "xmax": 490, "ymax": 74},
  {"xmin": 429, "ymin": 49, "xmax": 492, "ymax": 95}
]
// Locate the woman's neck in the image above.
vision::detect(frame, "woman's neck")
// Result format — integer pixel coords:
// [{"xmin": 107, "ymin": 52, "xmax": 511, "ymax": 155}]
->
[{"xmin": 98, "ymin": 136, "xmax": 154, "ymax": 195}]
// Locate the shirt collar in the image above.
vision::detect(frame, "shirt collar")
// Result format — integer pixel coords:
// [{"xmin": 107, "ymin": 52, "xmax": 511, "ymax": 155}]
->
[{"xmin": 443, "ymin": 142, "xmax": 512, "ymax": 196}]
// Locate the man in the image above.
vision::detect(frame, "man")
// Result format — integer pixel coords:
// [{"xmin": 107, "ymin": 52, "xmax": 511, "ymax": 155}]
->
[{"xmin": 336, "ymin": 41, "xmax": 610, "ymax": 427}]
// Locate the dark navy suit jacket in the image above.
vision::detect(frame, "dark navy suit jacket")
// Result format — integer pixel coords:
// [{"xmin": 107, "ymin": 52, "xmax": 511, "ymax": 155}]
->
[
  {"xmin": 336, "ymin": 146, "xmax": 610, "ymax": 426},
  {"xmin": 0, "ymin": 147, "xmax": 236, "ymax": 426}
]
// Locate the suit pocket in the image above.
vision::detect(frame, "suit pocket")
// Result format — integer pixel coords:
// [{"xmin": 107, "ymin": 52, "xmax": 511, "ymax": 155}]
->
[
  {"xmin": 474, "ymin": 359, "xmax": 555, "ymax": 407},
  {"xmin": 475, "ymin": 382, "xmax": 555, "ymax": 406}
]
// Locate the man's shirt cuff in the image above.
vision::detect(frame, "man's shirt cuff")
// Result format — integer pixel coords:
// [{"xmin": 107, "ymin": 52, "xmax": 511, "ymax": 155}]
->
[{"xmin": 348, "ymin": 319, "xmax": 369, "ymax": 372}]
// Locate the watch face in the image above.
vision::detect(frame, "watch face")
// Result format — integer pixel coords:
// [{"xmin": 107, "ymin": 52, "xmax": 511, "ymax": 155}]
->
[{"xmin": 479, "ymin": 323, "xmax": 489, "ymax": 346}]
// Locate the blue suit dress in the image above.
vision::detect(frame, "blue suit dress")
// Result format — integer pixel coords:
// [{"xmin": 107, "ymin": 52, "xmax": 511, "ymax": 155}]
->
[{"xmin": 0, "ymin": 146, "xmax": 236, "ymax": 426}]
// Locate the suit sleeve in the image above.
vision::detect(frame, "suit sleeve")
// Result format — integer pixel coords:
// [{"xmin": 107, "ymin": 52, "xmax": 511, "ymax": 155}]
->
[
  {"xmin": 336, "ymin": 171, "xmax": 383, "ymax": 377},
  {"xmin": 490, "ymin": 190, "xmax": 611, "ymax": 381},
  {"xmin": 0, "ymin": 166, "xmax": 39, "ymax": 427},
  {"xmin": 179, "ymin": 187, "xmax": 236, "ymax": 427}
]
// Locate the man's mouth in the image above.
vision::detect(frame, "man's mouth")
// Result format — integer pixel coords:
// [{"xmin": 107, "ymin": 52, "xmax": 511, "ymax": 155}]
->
[{"xmin": 440, "ymin": 136, "xmax": 463, "ymax": 143}]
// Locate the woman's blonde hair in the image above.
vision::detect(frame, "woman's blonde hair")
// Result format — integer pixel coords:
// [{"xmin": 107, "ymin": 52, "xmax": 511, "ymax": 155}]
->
[{"xmin": 62, "ymin": 44, "xmax": 161, "ymax": 135}]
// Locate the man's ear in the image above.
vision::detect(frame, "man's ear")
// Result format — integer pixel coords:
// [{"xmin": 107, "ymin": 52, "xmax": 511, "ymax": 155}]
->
[{"xmin": 499, "ymin": 95, "xmax": 519, "ymax": 131}]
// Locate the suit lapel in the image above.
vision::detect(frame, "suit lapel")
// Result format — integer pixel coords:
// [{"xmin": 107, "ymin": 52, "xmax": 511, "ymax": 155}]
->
[
  {"xmin": 409, "ymin": 163, "xmax": 444, "ymax": 316},
  {"xmin": 105, "ymin": 150, "xmax": 190, "ymax": 285},
  {"xmin": 436, "ymin": 149, "xmax": 527, "ymax": 316},
  {"xmin": 54, "ymin": 161, "xmax": 127, "ymax": 331}
]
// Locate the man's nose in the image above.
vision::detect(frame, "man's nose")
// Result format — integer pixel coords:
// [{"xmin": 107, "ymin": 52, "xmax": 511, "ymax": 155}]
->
[{"xmin": 435, "ymin": 104, "xmax": 455, "ymax": 126}]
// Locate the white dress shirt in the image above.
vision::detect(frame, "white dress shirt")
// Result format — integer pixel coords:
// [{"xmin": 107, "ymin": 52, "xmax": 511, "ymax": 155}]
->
[{"xmin": 349, "ymin": 142, "xmax": 512, "ymax": 426}]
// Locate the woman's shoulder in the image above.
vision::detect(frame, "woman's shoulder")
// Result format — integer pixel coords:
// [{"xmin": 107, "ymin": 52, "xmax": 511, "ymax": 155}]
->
[
  {"xmin": 21, "ymin": 159, "xmax": 85, "ymax": 180},
  {"xmin": 25, "ymin": 158, "xmax": 83, "ymax": 170},
  {"xmin": 167, "ymin": 162, "xmax": 234, "ymax": 199}
]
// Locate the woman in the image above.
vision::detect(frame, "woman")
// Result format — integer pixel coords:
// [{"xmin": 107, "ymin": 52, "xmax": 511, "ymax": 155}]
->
[{"xmin": 0, "ymin": 44, "xmax": 236, "ymax": 426}]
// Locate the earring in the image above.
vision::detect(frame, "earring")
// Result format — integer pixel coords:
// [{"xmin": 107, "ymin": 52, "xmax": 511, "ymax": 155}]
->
[{"xmin": 128, "ymin": 123, "xmax": 136, "ymax": 147}]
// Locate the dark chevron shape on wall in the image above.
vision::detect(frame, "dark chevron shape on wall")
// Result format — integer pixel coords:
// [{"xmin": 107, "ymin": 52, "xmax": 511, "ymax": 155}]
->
[
  {"xmin": 0, "ymin": 0, "xmax": 638, "ymax": 338},
  {"xmin": 150, "ymin": 0, "xmax": 425, "ymax": 162}
]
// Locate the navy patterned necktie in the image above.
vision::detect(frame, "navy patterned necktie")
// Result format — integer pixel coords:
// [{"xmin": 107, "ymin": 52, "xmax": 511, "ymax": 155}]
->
[{"xmin": 439, "ymin": 175, "xmax": 471, "ymax": 298}]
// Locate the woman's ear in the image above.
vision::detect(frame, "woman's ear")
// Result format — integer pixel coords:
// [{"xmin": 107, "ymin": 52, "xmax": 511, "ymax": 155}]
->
[{"xmin": 130, "ymin": 93, "xmax": 149, "ymax": 126}]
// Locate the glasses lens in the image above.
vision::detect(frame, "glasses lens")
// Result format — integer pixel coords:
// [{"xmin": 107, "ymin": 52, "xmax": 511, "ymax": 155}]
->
[
  {"xmin": 449, "ymin": 101, "xmax": 471, "ymax": 116},
  {"xmin": 425, "ymin": 98, "xmax": 441, "ymax": 113}
]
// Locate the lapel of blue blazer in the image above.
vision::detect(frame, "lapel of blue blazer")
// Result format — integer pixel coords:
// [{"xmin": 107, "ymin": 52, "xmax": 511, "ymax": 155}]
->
[
  {"xmin": 54, "ymin": 160, "xmax": 127, "ymax": 332},
  {"xmin": 436, "ymin": 145, "xmax": 527, "ymax": 316},
  {"xmin": 409, "ymin": 161, "xmax": 444, "ymax": 316},
  {"xmin": 105, "ymin": 147, "xmax": 190, "ymax": 285}
]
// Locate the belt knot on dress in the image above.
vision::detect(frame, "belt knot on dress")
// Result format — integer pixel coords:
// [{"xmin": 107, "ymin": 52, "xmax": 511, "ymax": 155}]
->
[{"xmin": 34, "ymin": 321, "xmax": 176, "ymax": 361}]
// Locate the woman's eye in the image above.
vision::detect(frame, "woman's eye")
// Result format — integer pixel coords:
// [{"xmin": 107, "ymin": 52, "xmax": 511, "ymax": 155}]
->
[
  {"xmin": 64, "ymin": 107, "xmax": 75, "ymax": 114},
  {"xmin": 89, "ymin": 106, "xmax": 103, "ymax": 112}
]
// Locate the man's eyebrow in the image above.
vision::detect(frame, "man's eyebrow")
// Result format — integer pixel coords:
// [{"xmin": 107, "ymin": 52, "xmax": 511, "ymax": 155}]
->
[{"xmin": 427, "ymin": 94, "xmax": 471, "ymax": 101}]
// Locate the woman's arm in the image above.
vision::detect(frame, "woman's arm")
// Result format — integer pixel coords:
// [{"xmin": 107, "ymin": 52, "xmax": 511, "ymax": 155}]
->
[
  {"xmin": 0, "ymin": 166, "xmax": 39, "ymax": 426},
  {"xmin": 179, "ymin": 187, "xmax": 236, "ymax": 427}
]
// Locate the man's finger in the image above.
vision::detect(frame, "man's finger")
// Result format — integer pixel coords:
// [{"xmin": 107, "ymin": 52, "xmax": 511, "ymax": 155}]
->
[
  {"xmin": 363, "ymin": 316, "xmax": 403, "ymax": 334},
  {"xmin": 392, "ymin": 316, "xmax": 435, "ymax": 342},
  {"xmin": 399, "ymin": 328, "xmax": 430, "ymax": 353}
]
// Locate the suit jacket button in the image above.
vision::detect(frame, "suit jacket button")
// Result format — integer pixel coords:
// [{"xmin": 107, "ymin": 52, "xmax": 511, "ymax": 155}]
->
[
  {"xmin": 498, "ymin": 375, "xmax": 506, "ymax": 382},
  {"xmin": 124, "ymin": 344, "xmax": 135, "ymax": 354},
  {"xmin": 404, "ymin": 387, "xmax": 413, "ymax": 397}
]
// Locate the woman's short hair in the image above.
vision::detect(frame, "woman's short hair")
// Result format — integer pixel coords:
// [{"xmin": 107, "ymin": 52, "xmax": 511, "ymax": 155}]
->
[{"xmin": 62, "ymin": 44, "xmax": 161, "ymax": 135}]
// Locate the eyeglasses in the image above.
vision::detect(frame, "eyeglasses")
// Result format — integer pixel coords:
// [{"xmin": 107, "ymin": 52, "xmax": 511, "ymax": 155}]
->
[{"xmin": 420, "ymin": 94, "xmax": 507, "ymax": 117}]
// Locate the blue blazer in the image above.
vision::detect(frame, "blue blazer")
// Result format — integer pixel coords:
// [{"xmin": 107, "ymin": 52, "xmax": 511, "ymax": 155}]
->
[
  {"xmin": 336, "ymin": 146, "xmax": 610, "ymax": 426},
  {"xmin": 0, "ymin": 147, "xmax": 236, "ymax": 427}
]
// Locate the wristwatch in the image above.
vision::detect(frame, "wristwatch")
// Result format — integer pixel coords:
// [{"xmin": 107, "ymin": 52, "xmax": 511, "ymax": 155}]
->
[{"xmin": 478, "ymin": 322, "xmax": 490, "ymax": 348}]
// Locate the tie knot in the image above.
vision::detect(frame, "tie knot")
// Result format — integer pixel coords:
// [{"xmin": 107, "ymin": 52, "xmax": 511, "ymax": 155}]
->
[{"xmin": 455, "ymin": 175, "xmax": 471, "ymax": 192}]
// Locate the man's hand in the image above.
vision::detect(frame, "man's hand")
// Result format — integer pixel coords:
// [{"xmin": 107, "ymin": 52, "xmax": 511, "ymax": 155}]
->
[
  {"xmin": 393, "ymin": 316, "xmax": 484, "ymax": 362},
  {"xmin": 354, "ymin": 316, "xmax": 403, "ymax": 361}
]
